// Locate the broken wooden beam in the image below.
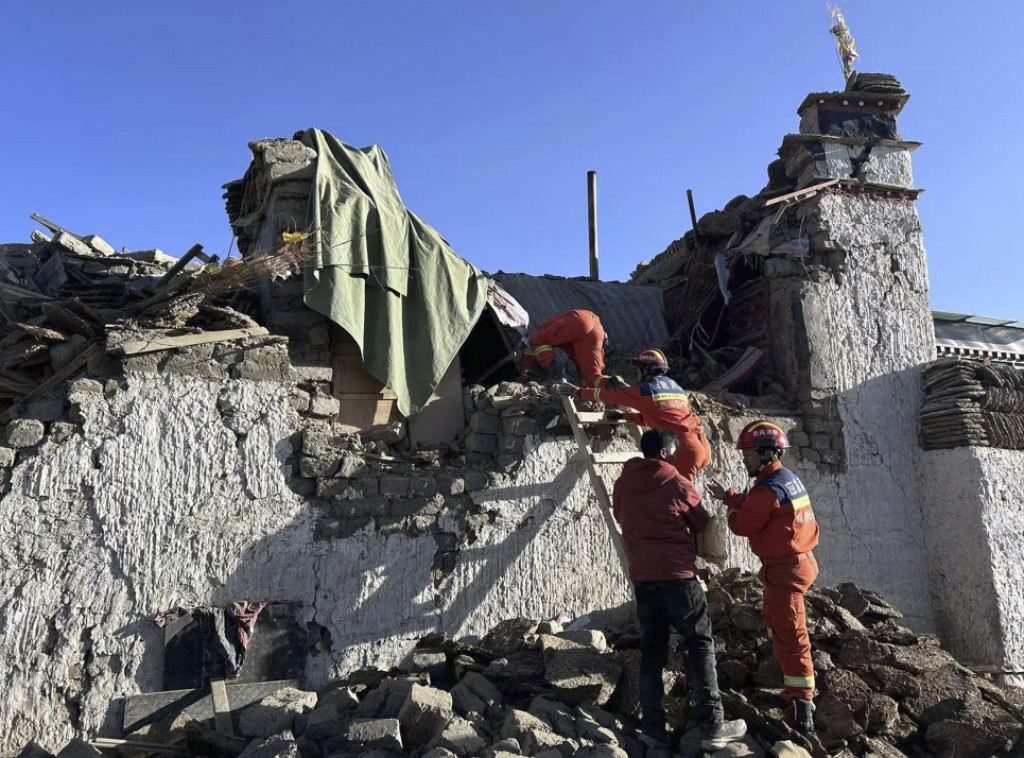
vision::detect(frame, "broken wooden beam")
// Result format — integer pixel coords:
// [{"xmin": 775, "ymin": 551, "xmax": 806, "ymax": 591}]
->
[
  {"xmin": 209, "ymin": 679, "xmax": 234, "ymax": 736},
  {"xmin": 110, "ymin": 327, "xmax": 269, "ymax": 357},
  {"xmin": 0, "ymin": 343, "xmax": 102, "ymax": 424},
  {"xmin": 154, "ymin": 244, "xmax": 208, "ymax": 289}
]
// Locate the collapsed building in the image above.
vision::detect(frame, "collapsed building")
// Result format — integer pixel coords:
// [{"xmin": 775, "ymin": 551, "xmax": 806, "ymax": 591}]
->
[{"xmin": 1, "ymin": 70, "xmax": 1023, "ymax": 757}]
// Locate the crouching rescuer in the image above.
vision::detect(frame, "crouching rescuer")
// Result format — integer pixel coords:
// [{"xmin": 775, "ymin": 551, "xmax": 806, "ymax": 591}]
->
[
  {"xmin": 614, "ymin": 428, "xmax": 747, "ymax": 752},
  {"xmin": 709, "ymin": 421, "xmax": 820, "ymax": 734}
]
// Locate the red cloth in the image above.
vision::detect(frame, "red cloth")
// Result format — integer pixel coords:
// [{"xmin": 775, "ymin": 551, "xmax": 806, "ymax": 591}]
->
[
  {"xmin": 581, "ymin": 375, "xmax": 709, "ymax": 480},
  {"xmin": 760, "ymin": 552, "xmax": 818, "ymax": 701},
  {"xmin": 522, "ymin": 309, "xmax": 605, "ymax": 385},
  {"xmin": 724, "ymin": 462, "xmax": 819, "ymax": 559},
  {"xmin": 611, "ymin": 458, "xmax": 710, "ymax": 581}
]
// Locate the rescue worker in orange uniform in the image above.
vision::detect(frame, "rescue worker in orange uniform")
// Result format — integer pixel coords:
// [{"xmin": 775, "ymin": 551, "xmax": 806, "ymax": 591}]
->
[
  {"xmin": 574, "ymin": 348, "xmax": 712, "ymax": 481},
  {"xmin": 708, "ymin": 421, "xmax": 820, "ymax": 735},
  {"xmin": 520, "ymin": 309, "xmax": 608, "ymax": 387}
]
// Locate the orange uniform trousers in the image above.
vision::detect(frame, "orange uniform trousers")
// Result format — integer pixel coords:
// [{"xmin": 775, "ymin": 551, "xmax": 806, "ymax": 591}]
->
[
  {"xmin": 528, "ymin": 310, "xmax": 606, "ymax": 386},
  {"xmin": 758, "ymin": 551, "xmax": 818, "ymax": 702},
  {"xmin": 674, "ymin": 427, "xmax": 712, "ymax": 482}
]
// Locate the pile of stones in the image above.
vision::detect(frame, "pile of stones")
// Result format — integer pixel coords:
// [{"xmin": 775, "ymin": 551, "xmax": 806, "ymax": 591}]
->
[
  {"xmin": 919, "ymin": 359, "xmax": 1024, "ymax": 450},
  {"xmin": 46, "ymin": 568, "xmax": 1024, "ymax": 758}
]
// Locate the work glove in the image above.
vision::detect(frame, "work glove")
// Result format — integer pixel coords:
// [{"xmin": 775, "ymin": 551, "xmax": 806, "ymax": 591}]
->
[{"xmin": 604, "ymin": 409, "xmax": 626, "ymax": 421}]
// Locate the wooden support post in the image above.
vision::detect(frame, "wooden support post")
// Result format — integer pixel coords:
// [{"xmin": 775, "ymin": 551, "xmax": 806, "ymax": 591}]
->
[
  {"xmin": 686, "ymin": 189, "xmax": 699, "ymax": 241},
  {"xmin": 587, "ymin": 171, "xmax": 599, "ymax": 280},
  {"xmin": 155, "ymin": 244, "xmax": 205, "ymax": 289},
  {"xmin": 210, "ymin": 678, "xmax": 234, "ymax": 736}
]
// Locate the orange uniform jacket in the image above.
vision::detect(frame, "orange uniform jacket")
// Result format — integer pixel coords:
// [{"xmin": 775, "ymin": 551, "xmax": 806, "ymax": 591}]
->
[
  {"xmin": 521, "ymin": 309, "xmax": 606, "ymax": 386},
  {"xmin": 725, "ymin": 462, "xmax": 819, "ymax": 559},
  {"xmin": 580, "ymin": 375, "xmax": 702, "ymax": 434}
]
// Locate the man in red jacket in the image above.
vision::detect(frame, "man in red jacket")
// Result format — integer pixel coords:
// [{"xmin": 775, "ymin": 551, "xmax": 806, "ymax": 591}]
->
[
  {"xmin": 614, "ymin": 428, "xmax": 746, "ymax": 753},
  {"xmin": 579, "ymin": 348, "xmax": 712, "ymax": 481},
  {"xmin": 520, "ymin": 309, "xmax": 607, "ymax": 386},
  {"xmin": 709, "ymin": 420, "xmax": 820, "ymax": 735}
]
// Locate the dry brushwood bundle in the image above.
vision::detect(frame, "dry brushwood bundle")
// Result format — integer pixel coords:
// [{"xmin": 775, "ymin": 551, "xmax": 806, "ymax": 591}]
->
[
  {"xmin": 920, "ymin": 359, "xmax": 1024, "ymax": 450},
  {"xmin": 187, "ymin": 241, "xmax": 313, "ymax": 298}
]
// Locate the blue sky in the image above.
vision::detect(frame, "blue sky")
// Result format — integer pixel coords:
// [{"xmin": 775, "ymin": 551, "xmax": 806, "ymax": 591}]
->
[{"xmin": 1, "ymin": 2, "xmax": 1019, "ymax": 319}]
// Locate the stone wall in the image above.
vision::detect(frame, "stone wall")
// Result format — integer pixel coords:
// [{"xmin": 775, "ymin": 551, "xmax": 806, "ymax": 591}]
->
[
  {"xmin": 0, "ymin": 339, "xmax": 632, "ymax": 755},
  {"xmin": 918, "ymin": 446, "xmax": 1024, "ymax": 681}
]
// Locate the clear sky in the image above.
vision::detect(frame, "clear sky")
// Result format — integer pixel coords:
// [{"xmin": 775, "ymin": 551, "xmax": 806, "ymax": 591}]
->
[{"xmin": 1, "ymin": 2, "xmax": 1018, "ymax": 319}]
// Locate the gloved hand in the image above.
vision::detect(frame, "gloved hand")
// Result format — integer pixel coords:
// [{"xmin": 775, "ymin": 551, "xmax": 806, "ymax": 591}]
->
[
  {"xmin": 555, "ymin": 383, "xmax": 580, "ymax": 398},
  {"xmin": 604, "ymin": 409, "xmax": 626, "ymax": 421}
]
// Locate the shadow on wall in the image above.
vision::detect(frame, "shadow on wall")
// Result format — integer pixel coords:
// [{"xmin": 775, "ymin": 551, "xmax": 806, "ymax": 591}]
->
[{"xmin": 207, "ymin": 434, "xmax": 633, "ymax": 690}]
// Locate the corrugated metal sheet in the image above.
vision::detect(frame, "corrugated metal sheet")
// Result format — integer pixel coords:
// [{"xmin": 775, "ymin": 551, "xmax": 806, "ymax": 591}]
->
[
  {"xmin": 491, "ymin": 272, "xmax": 669, "ymax": 351},
  {"xmin": 933, "ymin": 311, "xmax": 1024, "ymax": 359}
]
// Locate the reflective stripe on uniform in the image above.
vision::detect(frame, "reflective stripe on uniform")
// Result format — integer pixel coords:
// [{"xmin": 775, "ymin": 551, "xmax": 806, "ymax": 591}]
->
[
  {"xmin": 593, "ymin": 386, "xmax": 602, "ymax": 402},
  {"xmin": 766, "ymin": 627, "xmax": 773, "ymax": 639},
  {"xmin": 534, "ymin": 345, "xmax": 554, "ymax": 355},
  {"xmin": 651, "ymin": 392, "xmax": 688, "ymax": 403},
  {"xmin": 791, "ymin": 495, "xmax": 811, "ymax": 511},
  {"xmin": 784, "ymin": 674, "xmax": 815, "ymax": 689}
]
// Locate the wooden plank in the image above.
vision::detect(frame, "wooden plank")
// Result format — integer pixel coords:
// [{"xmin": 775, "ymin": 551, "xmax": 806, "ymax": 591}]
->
[
  {"xmin": 112, "ymin": 327, "xmax": 268, "ymax": 356},
  {"xmin": 0, "ymin": 344, "xmax": 101, "ymax": 424},
  {"xmin": 575, "ymin": 411, "xmax": 627, "ymax": 426},
  {"xmin": 155, "ymin": 244, "xmax": 205, "ymax": 289},
  {"xmin": 763, "ymin": 178, "xmax": 839, "ymax": 207},
  {"xmin": 31, "ymin": 213, "xmax": 84, "ymax": 240},
  {"xmin": 0, "ymin": 281, "xmax": 52, "ymax": 302},
  {"xmin": 591, "ymin": 451, "xmax": 643, "ymax": 464},
  {"xmin": 210, "ymin": 678, "xmax": 234, "ymax": 736},
  {"xmin": 90, "ymin": 738, "xmax": 188, "ymax": 755}
]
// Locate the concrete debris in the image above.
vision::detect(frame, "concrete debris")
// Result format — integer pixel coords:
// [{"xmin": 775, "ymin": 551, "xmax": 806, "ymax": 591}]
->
[{"xmin": 41, "ymin": 569, "xmax": 1024, "ymax": 758}]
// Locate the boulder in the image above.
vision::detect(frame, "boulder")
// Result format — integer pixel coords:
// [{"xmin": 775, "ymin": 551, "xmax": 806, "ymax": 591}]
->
[
  {"xmin": 397, "ymin": 684, "xmax": 454, "ymax": 748},
  {"xmin": 239, "ymin": 687, "xmax": 317, "ymax": 738}
]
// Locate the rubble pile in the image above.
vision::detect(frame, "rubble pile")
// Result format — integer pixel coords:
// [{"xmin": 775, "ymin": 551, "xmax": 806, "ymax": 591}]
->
[
  {"xmin": 55, "ymin": 569, "xmax": 1024, "ymax": 758},
  {"xmin": 919, "ymin": 359, "xmax": 1024, "ymax": 450},
  {"xmin": 0, "ymin": 221, "xmax": 303, "ymax": 419}
]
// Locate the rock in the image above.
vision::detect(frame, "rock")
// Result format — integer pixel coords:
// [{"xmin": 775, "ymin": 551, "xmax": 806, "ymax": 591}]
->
[
  {"xmin": 925, "ymin": 718, "xmax": 1016, "ymax": 757},
  {"xmin": 902, "ymin": 664, "xmax": 982, "ymax": 725},
  {"xmin": 356, "ymin": 677, "xmax": 418, "ymax": 719},
  {"xmin": 239, "ymin": 687, "xmax": 317, "ymax": 738},
  {"xmin": 815, "ymin": 670, "xmax": 873, "ymax": 739},
  {"xmin": 449, "ymin": 671, "xmax": 503, "ymax": 718},
  {"xmin": 82, "ymin": 235, "xmax": 115, "ymax": 256},
  {"xmin": 51, "ymin": 231, "xmax": 93, "ymax": 257},
  {"xmin": 56, "ymin": 740, "xmax": 103, "ymax": 758},
  {"xmin": 308, "ymin": 395, "xmax": 340, "ymax": 417},
  {"xmin": 294, "ymin": 703, "xmax": 341, "ymax": 740},
  {"xmin": 718, "ymin": 659, "xmax": 749, "ymax": 690},
  {"xmin": 343, "ymin": 718, "xmax": 403, "ymax": 753},
  {"xmin": 557, "ymin": 630, "xmax": 608, "ymax": 651},
  {"xmin": 409, "ymin": 649, "xmax": 448, "ymax": 682},
  {"xmin": 500, "ymin": 708, "xmax": 553, "ymax": 743},
  {"xmin": 184, "ymin": 720, "xmax": 250, "ymax": 757},
  {"xmin": 397, "ymin": 684, "xmax": 454, "ymax": 748},
  {"xmin": 708, "ymin": 734, "xmax": 765, "ymax": 757},
  {"xmin": 836, "ymin": 636, "xmax": 895, "ymax": 668},
  {"xmin": 537, "ymin": 620, "xmax": 564, "ymax": 635},
  {"xmin": 360, "ymin": 421, "xmax": 405, "ymax": 445},
  {"xmin": 769, "ymin": 741, "xmax": 812, "ymax": 758},
  {"xmin": 6, "ymin": 418, "xmax": 44, "ymax": 448},
  {"xmin": 528, "ymin": 696, "xmax": 578, "ymax": 737},
  {"xmin": 425, "ymin": 715, "xmax": 486, "ymax": 757},
  {"xmin": 238, "ymin": 736, "xmax": 300, "ymax": 758},
  {"xmin": 730, "ymin": 605, "xmax": 765, "ymax": 634},
  {"xmin": 0, "ymin": 447, "xmax": 15, "ymax": 468},
  {"xmin": 576, "ymin": 746, "xmax": 628, "ymax": 758},
  {"xmin": 541, "ymin": 635, "xmax": 621, "ymax": 705},
  {"xmin": 422, "ymin": 749, "xmax": 459, "ymax": 758},
  {"xmin": 317, "ymin": 685, "xmax": 360, "ymax": 714},
  {"xmin": 482, "ymin": 618, "xmax": 537, "ymax": 652},
  {"xmin": 811, "ymin": 650, "xmax": 835, "ymax": 673}
]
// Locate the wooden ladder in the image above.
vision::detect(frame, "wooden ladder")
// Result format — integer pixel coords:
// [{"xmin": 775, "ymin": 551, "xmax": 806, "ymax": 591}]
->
[{"xmin": 560, "ymin": 395, "xmax": 642, "ymax": 580}]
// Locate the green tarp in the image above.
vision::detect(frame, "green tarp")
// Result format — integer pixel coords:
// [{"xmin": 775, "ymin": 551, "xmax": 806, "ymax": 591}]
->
[{"xmin": 298, "ymin": 129, "xmax": 488, "ymax": 417}]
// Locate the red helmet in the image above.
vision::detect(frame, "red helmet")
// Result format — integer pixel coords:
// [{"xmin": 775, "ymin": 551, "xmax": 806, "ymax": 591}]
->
[
  {"xmin": 632, "ymin": 348, "xmax": 668, "ymax": 371},
  {"xmin": 737, "ymin": 421, "xmax": 790, "ymax": 451}
]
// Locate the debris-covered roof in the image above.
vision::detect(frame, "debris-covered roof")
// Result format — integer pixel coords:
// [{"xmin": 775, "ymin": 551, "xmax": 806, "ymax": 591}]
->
[{"xmin": 490, "ymin": 273, "xmax": 669, "ymax": 352}]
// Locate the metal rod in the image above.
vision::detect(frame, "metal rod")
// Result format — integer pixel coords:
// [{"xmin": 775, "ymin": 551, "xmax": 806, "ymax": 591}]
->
[
  {"xmin": 686, "ymin": 189, "xmax": 699, "ymax": 237},
  {"xmin": 587, "ymin": 171, "xmax": 599, "ymax": 280}
]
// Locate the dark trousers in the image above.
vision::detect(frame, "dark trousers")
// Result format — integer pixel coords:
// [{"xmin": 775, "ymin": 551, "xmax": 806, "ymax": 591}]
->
[{"xmin": 635, "ymin": 578, "xmax": 723, "ymax": 740}]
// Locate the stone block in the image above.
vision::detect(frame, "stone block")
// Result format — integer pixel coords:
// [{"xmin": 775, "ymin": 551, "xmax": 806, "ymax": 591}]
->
[
  {"xmin": 6, "ymin": 419, "xmax": 44, "ymax": 448},
  {"xmin": 463, "ymin": 471, "xmax": 489, "ymax": 491},
  {"xmin": 68, "ymin": 378, "xmax": 103, "ymax": 397},
  {"xmin": 82, "ymin": 235, "xmax": 115, "ymax": 256},
  {"xmin": 295, "ymin": 703, "xmax": 341, "ymax": 740},
  {"xmin": 469, "ymin": 412, "xmax": 501, "ymax": 434},
  {"xmin": 500, "ymin": 435, "xmax": 526, "ymax": 454},
  {"xmin": 306, "ymin": 324, "xmax": 330, "ymax": 346},
  {"xmin": 788, "ymin": 430, "xmax": 810, "ymax": 447},
  {"xmin": 0, "ymin": 447, "xmax": 15, "ymax": 468},
  {"xmin": 410, "ymin": 476, "xmax": 438, "ymax": 498},
  {"xmin": 51, "ymin": 231, "xmax": 93, "ymax": 257},
  {"xmin": 465, "ymin": 432, "xmax": 498, "ymax": 454},
  {"xmin": 293, "ymin": 365, "xmax": 333, "ymax": 382},
  {"xmin": 809, "ymin": 433, "xmax": 830, "ymax": 450},
  {"xmin": 343, "ymin": 718, "xmax": 403, "ymax": 753},
  {"xmin": 22, "ymin": 398, "xmax": 64, "ymax": 423},
  {"xmin": 449, "ymin": 671, "xmax": 502, "ymax": 719},
  {"xmin": 315, "ymin": 517, "xmax": 372, "ymax": 540},
  {"xmin": 436, "ymin": 473, "xmax": 464, "ymax": 495},
  {"xmin": 238, "ymin": 736, "xmax": 299, "ymax": 758},
  {"xmin": 409, "ymin": 650, "xmax": 448, "ymax": 682},
  {"xmin": 528, "ymin": 696, "xmax": 577, "ymax": 737},
  {"xmin": 556, "ymin": 630, "xmax": 608, "ymax": 652},
  {"xmin": 381, "ymin": 474, "xmax": 412, "ymax": 498},
  {"xmin": 48, "ymin": 421, "xmax": 78, "ymax": 444},
  {"xmin": 503, "ymin": 415, "xmax": 540, "ymax": 436},
  {"xmin": 541, "ymin": 636, "xmax": 621, "ymax": 705},
  {"xmin": 308, "ymin": 395, "xmax": 340, "ymax": 418},
  {"xmin": 425, "ymin": 715, "xmax": 486, "ymax": 757},
  {"xmin": 56, "ymin": 740, "xmax": 102, "ymax": 758},
  {"xmin": 398, "ymin": 684, "xmax": 454, "ymax": 748},
  {"xmin": 238, "ymin": 687, "xmax": 318, "ymax": 738},
  {"xmin": 500, "ymin": 709, "xmax": 552, "ymax": 743},
  {"xmin": 233, "ymin": 345, "xmax": 297, "ymax": 382},
  {"xmin": 576, "ymin": 746, "xmax": 628, "ymax": 758},
  {"xmin": 289, "ymin": 390, "xmax": 311, "ymax": 413},
  {"xmin": 299, "ymin": 455, "xmax": 337, "ymax": 478},
  {"xmin": 423, "ymin": 749, "xmax": 459, "ymax": 758},
  {"xmin": 317, "ymin": 685, "xmax": 361, "ymax": 714},
  {"xmin": 356, "ymin": 678, "xmax": 417, "ymax": 719},
  {"xmin": 391, "ymin": 495, "xmax": 444, "ymax": 518}
]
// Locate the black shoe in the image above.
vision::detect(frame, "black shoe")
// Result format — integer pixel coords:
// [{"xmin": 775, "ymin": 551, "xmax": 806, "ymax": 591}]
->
[{"xmin": 789, "ymin": 699, "xmax": 816, "ymax": 735}]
